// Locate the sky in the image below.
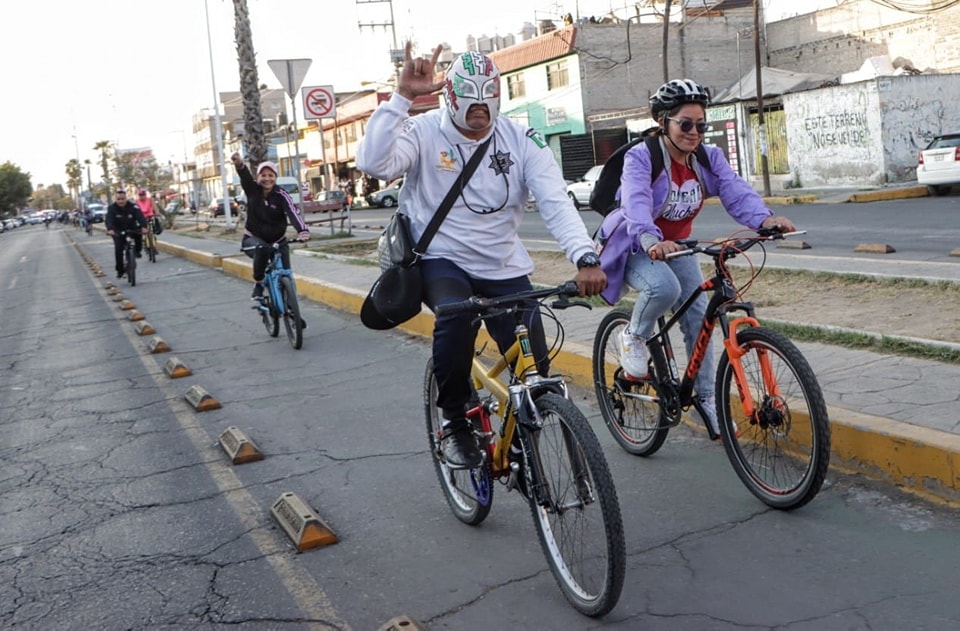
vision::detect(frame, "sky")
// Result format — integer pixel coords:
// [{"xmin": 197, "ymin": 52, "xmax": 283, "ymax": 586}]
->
[{"xmin": 1, "ymin": 0, "xmax": 827, "ymax": 189}]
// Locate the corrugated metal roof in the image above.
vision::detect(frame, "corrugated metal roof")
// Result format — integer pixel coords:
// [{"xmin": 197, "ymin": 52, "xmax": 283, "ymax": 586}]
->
[{"xmin": 489, "ymin": 26, "xmax": 577, "ymax": 73}]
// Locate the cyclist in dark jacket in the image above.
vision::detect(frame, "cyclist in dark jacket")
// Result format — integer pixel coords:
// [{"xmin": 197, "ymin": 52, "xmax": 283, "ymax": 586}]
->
[
  {"xmin": 105, "ymin": 189, "xmax": 148, "ymax": 278},
  {"xmin": 230, "ymin": 153, "xmax": 310, "ymax": 301}
]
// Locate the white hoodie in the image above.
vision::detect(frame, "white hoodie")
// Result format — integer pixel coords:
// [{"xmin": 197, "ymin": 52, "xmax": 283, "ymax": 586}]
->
[{"xmin": 356, "ymin": 93, "xmax": 595, "ymax": 280}]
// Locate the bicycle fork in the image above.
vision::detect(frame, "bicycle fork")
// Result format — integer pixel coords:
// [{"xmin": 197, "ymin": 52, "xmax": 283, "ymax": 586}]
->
[{"xmin": 723, "ymin": 316, "xmax": 783, "ymax": 426}]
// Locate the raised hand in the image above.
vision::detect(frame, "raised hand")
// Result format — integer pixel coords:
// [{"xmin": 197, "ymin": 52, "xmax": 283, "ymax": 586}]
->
[{"xmin": 396, "ymin": 41, "xmax": 445, "ymax": 101}]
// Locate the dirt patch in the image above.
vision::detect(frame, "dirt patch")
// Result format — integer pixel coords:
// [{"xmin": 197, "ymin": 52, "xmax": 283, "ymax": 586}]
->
[
  {"xmin": 524, "ymin": 250, "xmax": 960, "ymax": 344},
  {"xmin": 197, "ymin": 231, "xmax": 960, "ymax": 345}
]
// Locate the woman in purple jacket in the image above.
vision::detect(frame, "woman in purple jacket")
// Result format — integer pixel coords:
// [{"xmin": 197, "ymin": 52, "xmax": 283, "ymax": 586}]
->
[{"xmin": 598, "ymin": 79, "xmax": 796, "ymax": 438}]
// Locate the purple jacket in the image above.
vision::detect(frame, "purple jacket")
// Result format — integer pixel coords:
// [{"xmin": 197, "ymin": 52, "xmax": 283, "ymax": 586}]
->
[{"xmin": 597, "ymin": 138, "xmax": 772, "ymax": 305}]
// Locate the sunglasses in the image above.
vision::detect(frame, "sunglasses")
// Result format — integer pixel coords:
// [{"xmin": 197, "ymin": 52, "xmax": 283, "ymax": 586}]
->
[{"xmin": 667, "ymin": 118, "xmax": 710, "ymax": 134}]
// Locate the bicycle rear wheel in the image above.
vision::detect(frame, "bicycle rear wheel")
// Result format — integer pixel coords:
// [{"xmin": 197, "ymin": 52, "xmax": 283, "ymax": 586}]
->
[
  {"xmin": 279, "ymin": 276, "xmax": 303, "ymax": 349},
  {"xmin": 526, "ymin": 393, "xmax": 625, "ymax": 617},
  {"xmin": 125, "ymin": 243, "xmax": 136, "ymax": 286},
  {"xmin": 716, "ymin": 326, "xmax": 831, "ymax": 510},
  {"xmin": 423, "ymin": 360, "xmax": 492, "ymax": 526},
  {"xmin": 593, "ymin": 310, "xmax": 669, "ymax": 456}
]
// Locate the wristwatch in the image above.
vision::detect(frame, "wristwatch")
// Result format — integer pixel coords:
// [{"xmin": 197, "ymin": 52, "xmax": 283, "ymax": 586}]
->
[{"xmin": 576, "ymin": 252, "xmax": 601, "ymax": 269}]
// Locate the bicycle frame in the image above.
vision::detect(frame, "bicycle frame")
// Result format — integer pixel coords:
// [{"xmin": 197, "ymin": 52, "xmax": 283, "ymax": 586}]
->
[
  {"xmin": 254, "ymin": 246, "xmax": 295, "ymax": 317},
  {"xmin": 466, "ymin": 322, "xmax": 569, "ymax": 498},
  {"xmin": 646, "ymin": 243, "xmax": 784, "ymax": 431}
]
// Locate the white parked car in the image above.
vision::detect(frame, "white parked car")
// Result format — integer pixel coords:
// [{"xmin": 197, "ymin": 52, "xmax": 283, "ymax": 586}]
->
[
  {"xmin": 917, "ymin": 131, "xmax": 960, "ymax": 196},
  {"xmin": 565, "ymin": 165, "xmax": 604, "ymax": 210}
]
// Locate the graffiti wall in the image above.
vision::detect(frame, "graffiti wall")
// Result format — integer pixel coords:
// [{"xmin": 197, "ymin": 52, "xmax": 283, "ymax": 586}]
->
[
  {"xmin": 784, "ymin": 83, "xmax": 885, "ymax": 186},
  {"xmin": 784, "ymin": 74, "xmax": 960, "ymax": 186},
  {"xmin": 879, "ymin": 75, "xmax": 960, "ymax": 182}
]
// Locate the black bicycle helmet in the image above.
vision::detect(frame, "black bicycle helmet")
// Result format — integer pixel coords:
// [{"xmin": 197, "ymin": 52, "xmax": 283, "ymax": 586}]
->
[{"xmin": 649, "ymin": 79, "xmax": 711, "ymax": 119}]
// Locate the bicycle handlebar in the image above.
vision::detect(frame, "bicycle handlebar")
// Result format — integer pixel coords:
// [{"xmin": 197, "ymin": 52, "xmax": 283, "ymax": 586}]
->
[
  {"xmin": 664, "ymin": 230, "xmax": 807, "ymax": 260},
  {"xmin": 434, "ymin": 281, "xmax": 583, "ymax": 317}
]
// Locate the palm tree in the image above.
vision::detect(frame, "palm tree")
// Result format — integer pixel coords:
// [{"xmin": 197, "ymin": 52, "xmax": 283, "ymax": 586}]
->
[
  {"xmin": 232, "ymin": 0, "xmax": 266, "ymax": 166},
  {"xmin": 93, "ymin": 140, "xmax": 113, "ymax": 192},
  {"xmin": 65, "ymin": 159, "xmax": 83, "ymax": 207}
]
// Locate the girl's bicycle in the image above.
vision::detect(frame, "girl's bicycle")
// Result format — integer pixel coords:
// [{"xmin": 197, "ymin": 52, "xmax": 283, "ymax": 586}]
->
[
  {"xmin": 425, "ymin": 282, "xmax": 625, "ymax": 617},
  {"xmin": 144, "ymin": 219, "xmax": 158, "ymax": 263},
  {"xmin": 592, "ymin": 229, "xmax": 831, "ymax": 510},
  {"xmin": 247, "ymin": 239, "xmax": 304, "ymax": 350}
]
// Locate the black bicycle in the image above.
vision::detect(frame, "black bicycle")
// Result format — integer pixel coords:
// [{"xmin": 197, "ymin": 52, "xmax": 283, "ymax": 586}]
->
[
  {"xmin": 120, "ymin": 228, "xmax": 140, "ymax": 286},
  {"xmin": 245, "ymin": 239, "xmax": 304, "ymax": 350},
  {"xmin": 592, "ymin": 229, "xmax": 831, "ymax": 510}
]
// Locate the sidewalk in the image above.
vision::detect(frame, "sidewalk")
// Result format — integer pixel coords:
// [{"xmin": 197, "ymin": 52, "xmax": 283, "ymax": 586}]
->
[{"xmin": 152, "ymin": 215, "xmax": 960, "ymax": 507}]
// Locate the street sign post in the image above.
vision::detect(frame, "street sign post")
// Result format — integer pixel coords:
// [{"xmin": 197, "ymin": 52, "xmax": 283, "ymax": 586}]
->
[
  {"xmin": 268, "ymin": 59, "xmax": 313, "ymax": 186},
  {"xmin": 301, "ymin": 85, "xmax": 336, "ymax": 192}
]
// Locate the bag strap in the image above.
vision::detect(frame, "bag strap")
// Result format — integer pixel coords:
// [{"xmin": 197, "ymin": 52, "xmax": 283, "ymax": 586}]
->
[{"xmin": 414, "ymin": 135, "xmax": 493, "ymax": 255}]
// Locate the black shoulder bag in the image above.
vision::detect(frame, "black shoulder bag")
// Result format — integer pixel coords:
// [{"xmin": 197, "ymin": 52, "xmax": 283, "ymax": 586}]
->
[{"xmin": 361, "ymin": 136, "xmax": 492, "ymax": 330}]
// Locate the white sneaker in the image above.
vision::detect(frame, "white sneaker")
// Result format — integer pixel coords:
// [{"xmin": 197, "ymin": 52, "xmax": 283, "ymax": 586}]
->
[
  {"xmin": 695, "ymin": 394, "xmax": 721, "ymax": 436},
  {"xmin": 619, "ymin": 329, "xmax": 649, "ymax": 379}
]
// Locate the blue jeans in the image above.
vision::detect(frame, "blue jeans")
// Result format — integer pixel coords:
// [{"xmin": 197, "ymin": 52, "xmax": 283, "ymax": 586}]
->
[
  {"xmin": 624, "ymin": 250, "xmax": 714, "ymax": 399},
  {"xmin": 421, "ymin": 258, "xmax": 548, "ymax": 421}
]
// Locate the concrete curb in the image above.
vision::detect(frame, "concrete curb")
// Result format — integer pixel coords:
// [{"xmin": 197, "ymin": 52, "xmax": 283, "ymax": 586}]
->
[{"xmin": 156, "ymin": 238, "xmax": 960, "ymax": 506}]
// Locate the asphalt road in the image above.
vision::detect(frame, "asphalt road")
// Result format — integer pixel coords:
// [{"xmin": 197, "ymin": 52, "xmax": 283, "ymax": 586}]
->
[{"xmin": 3, "ymin": 224, "xmax": 960, "ymax": 630}]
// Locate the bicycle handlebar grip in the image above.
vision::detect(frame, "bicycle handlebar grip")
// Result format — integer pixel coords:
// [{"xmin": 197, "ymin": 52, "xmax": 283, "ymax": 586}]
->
[
  {"xmin": 434, "ymin": 297, "xmax": 480, "ymax": 317},
  {"xmin": 560, "ymin": 280, "xmax": 580, "ymax": 296}
]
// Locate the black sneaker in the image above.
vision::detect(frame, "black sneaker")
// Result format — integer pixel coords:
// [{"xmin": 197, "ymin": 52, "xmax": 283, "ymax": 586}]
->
[
  {"xmin": 440, "ymin": 420, "xmax": 481, "ymax": 469},
  {"xmin": 135, "ymin": 250, "xmax": 142, "ymax": 259},
  {"xmin": 251, "ymin": 283, "xmax": 264, "ymax": 300},
  {"xmin": 299, "ymin": 317, "xmax": 307, "ymax": 330}
]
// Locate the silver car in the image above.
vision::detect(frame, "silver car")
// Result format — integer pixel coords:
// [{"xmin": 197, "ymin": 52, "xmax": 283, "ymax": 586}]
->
[{"xmin": 565, "ymin": 165, "xmax": 603, "ymax": 210}]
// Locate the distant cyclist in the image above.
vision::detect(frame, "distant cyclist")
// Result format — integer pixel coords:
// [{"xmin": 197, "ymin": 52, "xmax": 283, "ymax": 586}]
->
[
  {"xmin": 136, "ymin": 188, "xmax": 159, "ymax": 232},
  {"xmin": 230, "ymin": 153, "xmax": 310, "ymax": 303},
  {"xmin": 105, "ymin": 189, "xmax": 148, "ymax": 278}
]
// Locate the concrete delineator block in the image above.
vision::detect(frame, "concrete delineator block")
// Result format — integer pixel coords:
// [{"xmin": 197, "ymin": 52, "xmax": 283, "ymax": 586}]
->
[
  {"xmin": 127, "ymin": 310, "xmax": 145, "ymax": 321},
  {"xmin": 271, "ymin": 492, "xmax": 337, "ymax": 551},
  {"xmin": 134, "ymin": 321, "xmax": 155, "ymax": 336},
  {"xmin": 377, "ymin": 615, "xmax": 428, "ymax": 631},
  {"xmin": 218, "ymin": 426, "xmax": 264, "ymax": 464},
  {"xmin": 146, "ymin": 336, "xmax": 171, "ymax": 353},
  {"xmin": 853, "ymin": 243, "xmax": 896, "ymax": 254},
  {"xmin": 163, "ymin": 357, "xmax": 193, "ymax": 378},
  {"xmin": 184, "ymin": 385, "xmax": 221, "ymax": 411}
]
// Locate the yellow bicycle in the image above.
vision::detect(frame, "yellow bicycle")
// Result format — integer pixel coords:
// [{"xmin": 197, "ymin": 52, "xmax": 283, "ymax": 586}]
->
[
  {"xmin": 144, "ymin": 218, "xmax": 158, "ymax": 263},
  {"xmin": 424, "ymin": 282, "xmax": 625, "ymax": 617}
]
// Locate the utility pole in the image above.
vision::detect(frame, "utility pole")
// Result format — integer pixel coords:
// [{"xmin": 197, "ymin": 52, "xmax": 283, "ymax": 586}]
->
[
  {"xmin": 662, "ymin": 0, "xmax": 672, "ymax": 82},
  {"xmin": 753, "ymin": 0, "xmax": 771, "ymax": 197},
  {"xmin": 356, "ymin": 0, "xmax": 404, "ymax": 81}
]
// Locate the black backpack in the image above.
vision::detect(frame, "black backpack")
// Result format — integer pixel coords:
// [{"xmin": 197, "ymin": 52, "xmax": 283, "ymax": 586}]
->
[{"xmin": 588, "ymin": 133, "xmax": 712, "ymax": 216}]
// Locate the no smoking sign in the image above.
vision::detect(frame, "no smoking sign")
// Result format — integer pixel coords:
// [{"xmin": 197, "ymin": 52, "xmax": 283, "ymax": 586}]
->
[{"xmin": 302, "ymin": 85, "xmax": 336, "ymax": 119}]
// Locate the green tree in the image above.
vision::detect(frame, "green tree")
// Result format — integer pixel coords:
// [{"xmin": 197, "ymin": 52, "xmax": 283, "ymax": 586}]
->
[
  {"xmin": 233, "ymin": 0, "xmax": 266, "ymax": 166},
  {"xmin": 30, "ymin": 183, "xmax": 71, "ymax": 210},
  {"xmin": 0, "ymin": 162, "xmax": 33, "ymax": 216}
]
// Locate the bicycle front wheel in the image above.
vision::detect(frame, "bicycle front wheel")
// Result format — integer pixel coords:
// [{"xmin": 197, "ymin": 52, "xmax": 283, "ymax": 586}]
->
[
  {"xmin": 279, "ymin": 276, "xmax": 303, "ymax": 350},
  {"xmin": 423, "ymin": 360, "xmax": 492, "ymax": 526},
  {"xmin": 716, "ymin": 326, "xmax": 831, "ymax": 510},
  {"xmin": 526, "ymin": 393, "xmax": 625, "ymax": 617},
  {"xmin": 126, "ymin": 244, "xmax": 136, "ymax": 286},
  {"xmin": 261, "ymin": 290, "xmax": 279, "ymax": 338},
  {"xmin": 593, "ymin": 310, "xmax": 669, "ymax": 456},
  {"xmin": 147, "ymin": 233, "xmax": 157, "ymax": 263}
]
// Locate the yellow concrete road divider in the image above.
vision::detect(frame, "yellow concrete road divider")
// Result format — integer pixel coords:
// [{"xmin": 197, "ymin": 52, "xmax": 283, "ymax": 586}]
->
[
  {"xmin": 847, "ymin": 186, "xmax": 928, "ymax": 203},
  {"xmin": 111, "ymin": 294, "xmax": 125, "ymax": 302},
  {"xmin": 156, "ymin": 240, "xmax": 223, "ymax": 268},
  {"xmin": 146, "ymin": 336, "xmax": 171, "ymax": 354},
  {"xmin": 163, "ymin": 357, "xmax": 193, "ymax": 378},
  {"xmin": 218, "ymin": 426, "xmax": 264, "ymax": 464},
  {"xmin": 119, "ymin": 300, "xmax": 136, "ymax": 311},
  {"xmin": 271, "ymin": 492, "xmax": 338, "ymax": 552},
  {"xmin": 127, "ymin": 310, "xmax": 145, "ymax": 322},
  {"xmin": 854, "ymin": 243, "xmax": 896, "ymax": 254},
  {"xmin": 134, "ymin": 321, "xmax": 155, "ymax": 336},
  {"xmin": 777, "ymin": 240, "xmax": 811, "ymax": 250},
  {"xmin": 184, "ymin": 384, "xmax": 221, "ymax": 411},
  {"xmin": 950, "ymin": 247, "xmax": 960, "ymax": 258}
]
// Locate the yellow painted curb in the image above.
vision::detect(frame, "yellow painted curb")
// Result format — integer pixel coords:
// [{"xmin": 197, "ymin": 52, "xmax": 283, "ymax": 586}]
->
[{"xmin": 847, "ymin": 186, "xmax": 928, "ymax": 203}]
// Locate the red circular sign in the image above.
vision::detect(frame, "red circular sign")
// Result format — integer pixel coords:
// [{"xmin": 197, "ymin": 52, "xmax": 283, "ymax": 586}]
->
[{"xmin": 304, "ymin": 87, "xmax": 334, "ymax": 118}]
